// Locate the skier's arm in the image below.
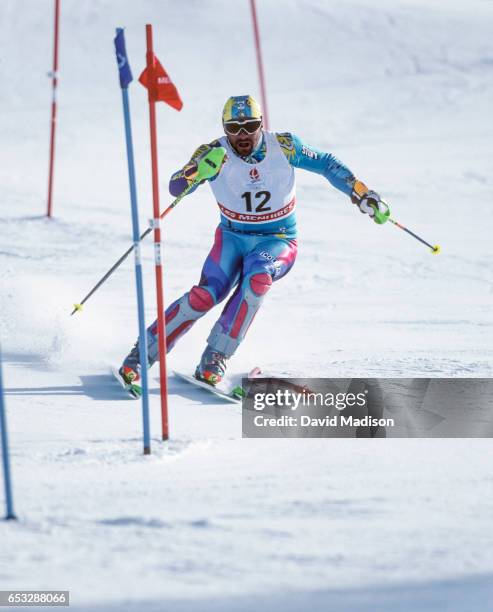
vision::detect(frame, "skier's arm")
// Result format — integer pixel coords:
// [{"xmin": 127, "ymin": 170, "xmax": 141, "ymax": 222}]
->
[
  {"xmin": 169, "ymin": 140, "xmax": 224, "ymax": 197},
  {"xmin": 276, "ymin": 132, "xmax": 389, "ymax": 223},
  {"xmin": 275, "ymin": 132, "xmax": 356, "ymax": 194}
]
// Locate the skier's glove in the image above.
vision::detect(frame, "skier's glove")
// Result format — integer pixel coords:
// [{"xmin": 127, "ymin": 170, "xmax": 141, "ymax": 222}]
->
[
  {"xmin": 197, "ymin": 147, "xmax": 228, "ymax": 182},
  {"xmin": 184, "ymin": 146, "xmax": 227, "ymax": 184},
  {"xmin": 351, "ymin": 180, "xmax": 390, "ymax": 224}
]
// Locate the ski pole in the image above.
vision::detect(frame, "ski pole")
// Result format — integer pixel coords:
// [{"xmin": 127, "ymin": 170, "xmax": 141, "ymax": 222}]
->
[
  {"xmin": 71, "ymin": 183, "xmax": 194, "ymax": 316},
  {"xmin": 388, "ymin": 218, "xmax": 440, "ymax": 254},
  {"xmin": 71, "ymin": 147, "xmax": 226, "ymax": 315},
  {"xmin": 369, "ymin": 202, "xmax": 440, "ymax": 255}
]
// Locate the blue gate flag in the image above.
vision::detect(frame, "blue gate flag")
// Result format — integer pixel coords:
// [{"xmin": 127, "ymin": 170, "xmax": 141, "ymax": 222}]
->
[
  {"xmin": 114, "ymin": 28, "xmax": 133, "ymax": 89},
  {"xmin": 114, "ymin": 28, "xmax": 152, "ymax": 454}
]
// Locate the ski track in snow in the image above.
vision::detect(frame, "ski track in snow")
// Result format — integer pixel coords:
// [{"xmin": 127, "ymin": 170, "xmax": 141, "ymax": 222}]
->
[{"xmin": 1, "ymin": 1, "xmax": 493, "ymax": 610}]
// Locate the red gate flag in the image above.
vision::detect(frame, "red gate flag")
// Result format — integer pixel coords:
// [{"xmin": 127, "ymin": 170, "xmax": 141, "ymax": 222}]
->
[{"xmin": 139, "ymin": 54, "xmax": 183, "ymax": 110}]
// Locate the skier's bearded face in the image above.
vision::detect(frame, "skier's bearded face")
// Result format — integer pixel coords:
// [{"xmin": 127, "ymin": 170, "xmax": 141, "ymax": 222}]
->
[{"xmin": 224, "ymin": 118, "xmax": 263, "ymax": 156}]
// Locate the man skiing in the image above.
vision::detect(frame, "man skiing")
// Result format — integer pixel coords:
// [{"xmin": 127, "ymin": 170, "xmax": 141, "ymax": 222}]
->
[{"xmin": 119, "ymin": 95, "xmax": 387, "ymax": 392}]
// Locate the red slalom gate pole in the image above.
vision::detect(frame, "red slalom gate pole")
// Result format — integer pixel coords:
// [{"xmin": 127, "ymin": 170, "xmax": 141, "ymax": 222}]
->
[
  {"xmin": 145, "ymin": 24, "xmax": 169, "ymax": 441},
  {"xmin": 249, "ymin": 0, "xmax": 269, "ymax": 129},
  {"xmin": 46, "ymin": 0, "xmax": 60, "ymax": 218}
]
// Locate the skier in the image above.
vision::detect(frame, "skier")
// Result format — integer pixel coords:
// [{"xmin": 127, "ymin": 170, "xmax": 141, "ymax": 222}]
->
[{"xmin": 119, "ymin": 95, "xmax": 388, "ymax": 391}]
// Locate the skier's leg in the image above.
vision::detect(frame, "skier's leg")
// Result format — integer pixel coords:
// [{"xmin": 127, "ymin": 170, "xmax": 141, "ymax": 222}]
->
[
  {"xmin": 197, "ymin": 238, "xmax": 297, "ymax": 381},
  {"xmin": 121, "ymin": 227, "xmax": 241, "ymax": 379}
]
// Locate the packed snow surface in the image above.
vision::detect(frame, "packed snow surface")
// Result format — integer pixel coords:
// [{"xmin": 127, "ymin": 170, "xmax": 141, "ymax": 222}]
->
[{"xmin": 1, "ymin": 0, "xmax": 493, "ymax": 610}]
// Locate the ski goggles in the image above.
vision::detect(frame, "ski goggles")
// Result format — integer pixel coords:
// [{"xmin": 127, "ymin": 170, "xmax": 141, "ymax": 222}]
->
[{"xmin": 223, "ymin": 119, "xmax": 262, "ymax": 135}]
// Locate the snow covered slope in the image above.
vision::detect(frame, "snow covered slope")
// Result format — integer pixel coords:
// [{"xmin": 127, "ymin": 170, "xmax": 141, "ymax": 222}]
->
[{"xmin": 1, "ymin": 1, "xmax": 493, "ymax": 610}]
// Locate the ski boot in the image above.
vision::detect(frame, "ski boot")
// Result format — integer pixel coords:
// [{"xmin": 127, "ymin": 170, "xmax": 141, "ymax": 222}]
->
[
  {"xmin": 118, "ymin": 342, "xmax": 143, "ymax": 398},
  {"xmin": 195, "ymin": 346, "xmax": 227, "ymax": 387}
]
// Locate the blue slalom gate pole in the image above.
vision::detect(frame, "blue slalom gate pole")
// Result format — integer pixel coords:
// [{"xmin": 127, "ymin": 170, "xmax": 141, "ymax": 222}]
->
[
  {"xmin": 114, "ymin": 28, "xmax": 151, "ymax": 455},
  {"xmin": 0, "ymin": 343, "xmax": 16, "ymax": 519}
]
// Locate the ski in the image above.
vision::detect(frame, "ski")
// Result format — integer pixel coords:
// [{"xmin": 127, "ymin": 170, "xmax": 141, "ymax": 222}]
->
[
  {"xmin": 173, "ymin": 371, "xmax": 241, "ymax": 403},
  {"xmin": 110, "ymin": 366, "xmax": 141, "ymax": 399},
  {"xmin": 111, "ymin": 364, "xmax": 263, "ymax": 403},
  {"xmin": 173, "ymin": 367, "xmax": 262, "ymax": 404}
]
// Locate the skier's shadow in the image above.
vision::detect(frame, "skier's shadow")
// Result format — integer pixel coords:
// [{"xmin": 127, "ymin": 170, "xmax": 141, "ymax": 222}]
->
[
  {"xmin": 5, "ymin": 375, "xmax": 125, "ymax": 401},
  {"xmin": 81, "ymin": 375, "xmax": 127, "ymax": 400},
  {"xmin": 5, "ymin": 373, "xmax": 222, "ymax": 403}
]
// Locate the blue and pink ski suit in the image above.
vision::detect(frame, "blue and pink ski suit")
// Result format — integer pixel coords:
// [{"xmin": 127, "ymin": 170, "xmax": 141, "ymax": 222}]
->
[{"xmin": 144, "ymin": 131, "xmax": 357, "ymax": 364}]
